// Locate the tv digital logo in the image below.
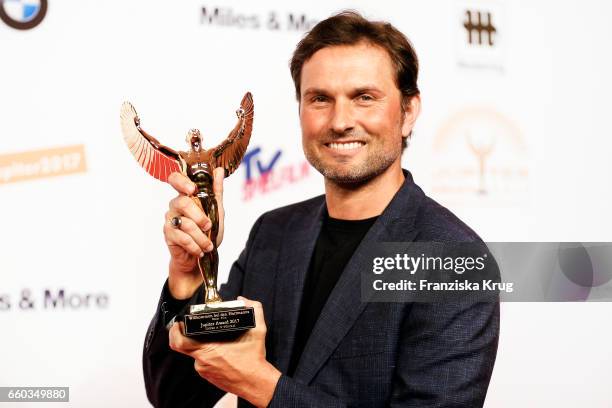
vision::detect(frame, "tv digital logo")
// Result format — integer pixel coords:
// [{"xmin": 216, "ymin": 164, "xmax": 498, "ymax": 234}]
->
[
  {"xmin": 0, "ymin": 0, "xmax": 47, "ymax": 30},
  {"xmin": 242, "ymin": 146, "xmax": 310, "ymax": 201}
]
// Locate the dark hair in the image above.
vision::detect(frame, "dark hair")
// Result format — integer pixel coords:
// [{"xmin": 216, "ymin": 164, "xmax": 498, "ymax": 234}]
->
[
  {"xmin": 290, "ymin": 11, "xmax": 420, "ymax": 148},
  {"xmin": 290, "ymin": 11, "xmax": 420, "ymax": 103}
]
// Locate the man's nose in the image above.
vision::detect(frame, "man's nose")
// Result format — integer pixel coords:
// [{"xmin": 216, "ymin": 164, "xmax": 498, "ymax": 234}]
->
[{"xmin": 330, "ymin": 99, "xmax": 355, "ymax": 134}]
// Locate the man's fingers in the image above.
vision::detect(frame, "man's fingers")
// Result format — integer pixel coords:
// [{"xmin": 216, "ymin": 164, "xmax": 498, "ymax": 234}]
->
[
  {"xmin": 237, "ymin": 296, "xmax": 266, "ymax": 332},
  {"xmin": 169, "ymin": 323, "xmax": 222, "ymax": 362},
  {"xmin": 168, "ymin": 172, "xmax": 196, "ymax": 196},
  {"xmin": 237, "ymin": 296, "xmax": 261, "ymax": 309},
  {"xmin": 169, "ymin": 196, "xmax": 210, "ymax": 231},
  {"xmin": 164, "ymin": 227, "xmax": 203, "ymax": 257},
  {"xmin": 179, "ymin": 217, "xmax": 214, "ymax": 252},
  {"xmin": 169, "ymin": 322, "xmax": 201, "ymax": 354},
  {"xmin": 164, "ymin": 216, "xmax": 214, "ymax": 255}
]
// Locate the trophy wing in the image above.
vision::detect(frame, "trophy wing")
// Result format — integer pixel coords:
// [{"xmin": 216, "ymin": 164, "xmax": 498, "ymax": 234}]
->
[
  {"xmin": 120, "ymin": 102, "xmax": 186, "ymax": 183},
  {"xmin": 211, "ymin": 92, "xmax": 254, "ymax": 177}
]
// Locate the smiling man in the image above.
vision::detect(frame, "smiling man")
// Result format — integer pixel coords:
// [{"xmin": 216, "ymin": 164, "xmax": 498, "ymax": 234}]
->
[{"xmin": 143, "ymin": 11, "xmax": 499, "ymax": 408}]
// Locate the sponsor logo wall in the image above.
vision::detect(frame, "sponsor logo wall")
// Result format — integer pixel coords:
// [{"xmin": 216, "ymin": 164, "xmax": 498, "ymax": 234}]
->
[
  {"xmin": 0, "ymin": 0, "xmax": 47, "ymax": 30},
  {"xmin": 2, "ymin": 1, "xmax": 611, "ymax": 407}
]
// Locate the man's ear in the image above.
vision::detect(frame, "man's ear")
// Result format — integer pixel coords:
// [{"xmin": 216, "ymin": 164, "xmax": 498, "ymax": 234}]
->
[{"xmin": 401, "ymin": 94, "xmax": 421, "ymax": 138}]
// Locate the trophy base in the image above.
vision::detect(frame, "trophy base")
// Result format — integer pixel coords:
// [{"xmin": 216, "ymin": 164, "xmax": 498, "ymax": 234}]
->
[{"xmin": 183, "ymin": 300, "xmax": 255, "ymax": 339}]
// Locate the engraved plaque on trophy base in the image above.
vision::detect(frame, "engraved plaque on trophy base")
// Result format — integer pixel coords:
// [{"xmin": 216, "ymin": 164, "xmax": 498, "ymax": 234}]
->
[{"xmin": 183, "ymin": 300, "xmax": 255, "ymax": 339}]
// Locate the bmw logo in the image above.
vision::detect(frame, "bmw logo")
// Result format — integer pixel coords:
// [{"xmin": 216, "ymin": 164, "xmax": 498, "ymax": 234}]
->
[{"xmin": 0, "ymin": 0, "xmax": 47, "ymax": 30}]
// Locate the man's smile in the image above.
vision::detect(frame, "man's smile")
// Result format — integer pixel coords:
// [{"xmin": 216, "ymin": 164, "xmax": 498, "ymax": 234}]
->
[{"xmin": 325, "ymin": 141, "xmax": 366, "ymax": 151}]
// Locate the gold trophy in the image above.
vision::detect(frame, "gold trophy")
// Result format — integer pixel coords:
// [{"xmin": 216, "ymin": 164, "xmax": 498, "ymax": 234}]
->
[{"xmin": 120, "ymin": 93, "xmax": 255, "ymax": 337}]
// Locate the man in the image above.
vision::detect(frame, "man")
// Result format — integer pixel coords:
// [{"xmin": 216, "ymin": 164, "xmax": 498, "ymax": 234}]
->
[{"xmin": 143, "ymin": 11, "xmax": 499, "ymax": 407}]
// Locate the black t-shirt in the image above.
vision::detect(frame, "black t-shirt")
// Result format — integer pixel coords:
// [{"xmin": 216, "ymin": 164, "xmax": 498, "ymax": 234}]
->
[{"xmin": 287, "ymin": 213, "xmax": 378, "ymax": 377}]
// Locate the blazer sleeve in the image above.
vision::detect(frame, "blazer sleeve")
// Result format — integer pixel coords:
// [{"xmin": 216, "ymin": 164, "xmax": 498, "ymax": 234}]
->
[
  {"xmin": 389, "ymin": 299, "xmax": 500, "ymax": 407},
  {"xmin": 142, "ymin": 214, "xmax": 266, "ymax": 408},
  {"xmin": 387, "ymin": 242, "xmax": 500, "ymax": 407},
  {"xmin": 269, "ymin": 376, "xmax": 348, "ymax": 408}
]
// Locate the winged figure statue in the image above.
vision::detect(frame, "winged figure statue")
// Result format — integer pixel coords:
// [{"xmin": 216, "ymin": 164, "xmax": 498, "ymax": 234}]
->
[{"xmin": 119, "ymin": 92, "xmax": 254, "ymax": 304}]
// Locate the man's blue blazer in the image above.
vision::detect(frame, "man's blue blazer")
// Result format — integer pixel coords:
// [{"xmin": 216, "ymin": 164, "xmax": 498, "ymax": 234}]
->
[{"xmin": 143, "ymin": 170, "xmax": 500, "ymax": 407}]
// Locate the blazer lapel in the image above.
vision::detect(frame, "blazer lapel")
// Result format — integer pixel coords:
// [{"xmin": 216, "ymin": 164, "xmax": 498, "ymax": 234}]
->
[
  {"xmin": 271, "ymin": 197, "xmax": 326, "ymax": 373},
  {"xmin": 293, "ymin": 170, "xmax": 424, "ymax": 384}
]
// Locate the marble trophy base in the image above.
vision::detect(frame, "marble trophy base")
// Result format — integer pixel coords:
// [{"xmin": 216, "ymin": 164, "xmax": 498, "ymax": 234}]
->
[{"xmin": 183, "ymin": 300, "xmax": 255, "ymax": 339}]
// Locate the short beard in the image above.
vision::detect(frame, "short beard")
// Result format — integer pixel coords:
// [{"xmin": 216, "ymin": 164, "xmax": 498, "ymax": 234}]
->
[{"xmin": 304, "ymin": 137, "xmax": 401, "ymax": 188}]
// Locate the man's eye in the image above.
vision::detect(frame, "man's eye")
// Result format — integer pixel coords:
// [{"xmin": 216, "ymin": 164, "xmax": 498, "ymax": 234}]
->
[
  {"xmin": 312, "ymin": 95, "xmax": 328, "ymax": 103},
  {"xmin": 358, "ymin": 94, "xmax": 374, "ymax": 101}
]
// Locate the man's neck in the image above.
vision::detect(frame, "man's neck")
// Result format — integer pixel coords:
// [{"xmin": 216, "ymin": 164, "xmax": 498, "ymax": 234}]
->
[{"xmin": 324, "ymin": 164, "xmax": 405, "ymax": 220}]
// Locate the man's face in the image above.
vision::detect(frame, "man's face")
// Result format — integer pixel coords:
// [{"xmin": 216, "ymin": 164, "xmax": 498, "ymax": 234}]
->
[{"xmin": 299, "ymin": 42, "xmax": 416, "ymax": 185}]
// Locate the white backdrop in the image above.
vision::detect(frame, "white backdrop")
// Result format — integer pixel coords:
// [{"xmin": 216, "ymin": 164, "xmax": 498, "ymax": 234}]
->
[{"xmin": 1, "ymin": 0, "xmax": 611, "ymax": 407}]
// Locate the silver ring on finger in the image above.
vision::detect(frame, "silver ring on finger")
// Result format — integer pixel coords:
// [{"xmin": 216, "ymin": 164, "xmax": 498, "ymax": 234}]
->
[{"xmin": 169, "ymin": 216, "xmax": 182, "ymax": 229}]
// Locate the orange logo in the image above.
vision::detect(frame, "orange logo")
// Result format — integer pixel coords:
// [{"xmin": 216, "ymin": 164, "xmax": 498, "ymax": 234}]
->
[
  {"xmin": 0, "ymin": 145, "xmax": 87, "ymax": 185},
  {"xmin": 431, "ymin": 108, "xmax": 528, "ymax": 205}
]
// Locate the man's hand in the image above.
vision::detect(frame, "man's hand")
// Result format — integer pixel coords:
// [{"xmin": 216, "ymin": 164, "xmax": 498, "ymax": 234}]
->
[
  {"xmin": 169, "ymin": 297, "xmax": 282, "ymax": 408},
  {"xmin": 163, "ymin": 168, "xmax": 225, "ymax": 299}
]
